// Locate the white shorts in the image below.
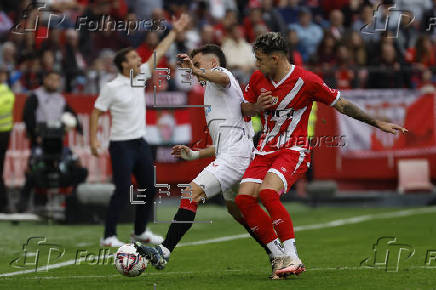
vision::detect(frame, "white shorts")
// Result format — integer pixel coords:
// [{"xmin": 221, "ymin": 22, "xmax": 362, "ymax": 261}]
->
[{"xmin": 192, "ymin": 155, "xmax": 251, "ymax": 201}]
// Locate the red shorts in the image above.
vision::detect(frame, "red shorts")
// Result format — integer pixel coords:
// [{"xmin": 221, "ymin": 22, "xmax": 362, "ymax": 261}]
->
[{"xmin": 240, "ymin": 149, "xmax": 311, "ymax": 193}]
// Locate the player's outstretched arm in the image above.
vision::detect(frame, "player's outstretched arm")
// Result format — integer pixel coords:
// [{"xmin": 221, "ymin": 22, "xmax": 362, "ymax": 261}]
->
[
  {"xmin": 177, "ymin": 53, "xmax": 230, "ymax": 87},
  {"xmin": 241, "ymin": 90, "xmax": 273, "ymax": 117},
  {"xmin": 90, "ymin": 108, "xmax": 104, "ymax": 156},
  {"xmin": 333, "ymin": 98, "xmax": 408, "ymax": 134},
  {"xmin": 145, "ymin": 14, "xmax": 190, "ymax": 73},
  {"xmin": 171, "ymin": 145, "xmax": 215, "ymax": 161}
]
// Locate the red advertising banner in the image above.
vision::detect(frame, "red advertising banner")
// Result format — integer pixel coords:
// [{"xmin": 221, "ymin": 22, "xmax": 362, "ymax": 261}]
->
[
  {"xmin": 5, "ymin": 92, "xmax": 211, "ymax": 187},
  {"xmin": 337, "ymin": 90, "xmax": 436, "ymax": 157}
]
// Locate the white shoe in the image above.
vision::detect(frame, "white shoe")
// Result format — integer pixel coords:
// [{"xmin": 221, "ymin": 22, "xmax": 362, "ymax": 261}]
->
[
  {"xmin": 100, "ymin": 236, "xmax": 126, "ymax": 247},
  {"xmin": 130, "ymin": 230, "xmax": 164, "ymax": 245}
]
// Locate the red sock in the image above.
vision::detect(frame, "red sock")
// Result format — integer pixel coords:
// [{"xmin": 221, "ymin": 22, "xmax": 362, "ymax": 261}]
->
[
  {"xmin": 235, "ymin": 194, "xmax": 277, "ymax": 244},
  {"xmin": 259, "ymin": 189, "xmax": 295, "ymax": 241},
  {"xmin": 180, "ymin": 198, "xmax": 198, "ymax": 213}
]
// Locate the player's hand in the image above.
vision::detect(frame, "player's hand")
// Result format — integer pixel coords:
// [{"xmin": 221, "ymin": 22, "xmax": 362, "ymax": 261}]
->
[
  {"xmin": 172, "ymin": 14, "xmax": 190, "ymax": 33},
  {"xmin": 91, "ymin": 139, "xmax": 101, "ymax": 157},
  {"xmin": 176, "ymin": 53, "xmax": 193, "ymax": 69},
  {"xmin": 376, "ymin": 120, "xmax": 408, "ymax": 134},
  {"xmin": 255, "ymin": 90, "xmax": 273, "ymax": 112},
  {"xmin": 171, "ymin": 145, "xmax": 199, "ymax": 160}
]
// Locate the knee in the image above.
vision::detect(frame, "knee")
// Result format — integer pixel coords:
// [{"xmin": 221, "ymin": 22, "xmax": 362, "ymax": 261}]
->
[
  {"xmin": 234, "ymin": 194, "xmax": 257, "ymax": 210},
  {"xmin": 259, "ymin": 188, "xmax": 279, "ymax": 205},
  {"xmin": 181, "ymin": 186, "xmax": 204, "ymax": 203}
]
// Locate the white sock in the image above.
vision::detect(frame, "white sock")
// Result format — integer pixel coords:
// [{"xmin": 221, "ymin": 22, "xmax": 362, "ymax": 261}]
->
[
  {"xmin": 283, "ymin": 238, "xmax": 299, "ymax": 258},
  {"xmin": 158, "ymin": 245, "xmax": 170, "ymax": 259},
  {"xmin": 266, "ymin": 239, "xmax": 286, "ymax": 257}
]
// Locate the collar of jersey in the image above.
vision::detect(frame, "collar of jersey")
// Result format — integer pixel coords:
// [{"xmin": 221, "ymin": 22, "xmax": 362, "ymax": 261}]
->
[{"xmin": 270, "ymin": 65, "xmax": 295, "ymax": 88}]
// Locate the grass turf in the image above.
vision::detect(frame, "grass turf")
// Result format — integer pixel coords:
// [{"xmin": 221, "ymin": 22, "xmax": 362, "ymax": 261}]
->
[{"xmin": 0, "ymin": 204, "xmax": 435, "ymax": 289}]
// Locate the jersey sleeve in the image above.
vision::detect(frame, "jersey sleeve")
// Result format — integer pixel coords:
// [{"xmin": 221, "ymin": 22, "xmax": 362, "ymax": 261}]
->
[
  {"xmin": 308, "ymin": 72, "xmax": 340, "ymax": 106},
  {"xmin": 94, "ymin": 85, "xmax": 113, "ymax": 112},
  {"xmin": 210, "ymin": 67, "xmax": 232, "ymax": 88},
  {"xmin": 243, "ymin": 74, "xmax": 257, "ymax": 104}
]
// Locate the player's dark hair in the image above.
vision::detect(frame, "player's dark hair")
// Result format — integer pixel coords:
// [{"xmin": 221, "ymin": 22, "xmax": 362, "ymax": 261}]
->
[
  {"xmin": 44, "ymin": 70, "xmax": 61, "ymax": 78},
  {"xmin": 191, "ymin": 44, "xmax": 227, "ymax": 68},
  {"xmin": 113, "ymin": 47, "xmax": 134, "ymax": 72},
  {"xmin": 253, "ymin": 32, "xmax": 288, "ymax": 55}
]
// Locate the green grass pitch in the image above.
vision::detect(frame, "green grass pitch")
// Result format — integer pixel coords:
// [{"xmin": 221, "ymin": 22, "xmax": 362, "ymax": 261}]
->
[{"xmin": 0, "ymin": 204, "xmax": 435, "ymax": 289}]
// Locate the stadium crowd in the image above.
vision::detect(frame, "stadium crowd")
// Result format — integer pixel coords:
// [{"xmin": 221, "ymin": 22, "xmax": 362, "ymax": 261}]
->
[{"xmin": 0, "ymin": 0, "xmax": 435, "ymax": 94}]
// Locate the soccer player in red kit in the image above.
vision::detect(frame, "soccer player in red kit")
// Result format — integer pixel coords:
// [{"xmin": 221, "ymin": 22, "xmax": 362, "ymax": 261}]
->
[{"xmin": 235, "ymin": 32, "xmax": 408, "ymax": 279}]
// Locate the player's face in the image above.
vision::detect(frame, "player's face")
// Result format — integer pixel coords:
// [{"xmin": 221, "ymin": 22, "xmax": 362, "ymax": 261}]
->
[
  {"xmin": 192, "ymin": 53, "xmax": 215, "ymax": 85},
  {"xmin": 43, "ymin": 73, "xmax": 60, "ymax": 92},
  {"xmin": 254, "ymin": 49, "xmax": 276, "ymax": 78},
  {"xmin": 123, "ymin": 50, "xmax": 142, "ymax": 76}
]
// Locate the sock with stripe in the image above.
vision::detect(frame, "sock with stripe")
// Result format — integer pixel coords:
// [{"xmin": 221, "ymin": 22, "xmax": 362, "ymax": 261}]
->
[
  {"xmin": 259, "ymin": 188, "xmax": 295, "ymax": 242},
  {"xmin": 162, "ymin": 198, "xmax": 198, "ymax": 252},
  {"xmin": 234, "ymin": 194, "xmax": 278, "ymax": 245}
]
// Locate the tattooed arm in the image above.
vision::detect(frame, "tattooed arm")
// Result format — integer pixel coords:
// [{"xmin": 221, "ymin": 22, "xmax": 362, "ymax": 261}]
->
[{"xmin": 333, "ymin": 98, "xmax": 408, "ymax": 134}]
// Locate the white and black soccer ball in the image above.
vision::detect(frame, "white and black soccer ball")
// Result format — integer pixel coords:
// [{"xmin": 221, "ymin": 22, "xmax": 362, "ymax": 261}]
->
[{"xmin": 114, "ymin": 244, "xmax": 147, "ymax": 277}]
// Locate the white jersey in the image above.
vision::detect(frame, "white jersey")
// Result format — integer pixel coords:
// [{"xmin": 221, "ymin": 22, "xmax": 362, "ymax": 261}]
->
[{"xmin": 203, "ymin": 67, "xmax": 254, "ymax": 158}]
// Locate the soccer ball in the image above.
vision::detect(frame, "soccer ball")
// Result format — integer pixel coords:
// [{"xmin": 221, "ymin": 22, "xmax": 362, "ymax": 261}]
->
[{"xmin": 114, "ymin": 244, "xmax": 147, "ymax": 277}]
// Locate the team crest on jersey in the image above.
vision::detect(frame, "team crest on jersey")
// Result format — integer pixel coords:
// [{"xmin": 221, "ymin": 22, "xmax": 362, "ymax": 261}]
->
[
  {"xmin": 260, "ymin": 88, "xmax": 267, "ymax": 93},
  {"xmin": 271, "ymin": 96, "xmax": 279, "ymax": 105}
]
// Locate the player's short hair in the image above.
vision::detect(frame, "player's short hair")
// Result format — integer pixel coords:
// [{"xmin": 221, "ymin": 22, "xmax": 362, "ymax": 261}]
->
[
  {"xmin": 191, "ymin": 44, "xmax": 227, "ymax": 68},
  {"xmin": 113, "ymin": 47, "xmax": 134, "ymax": 72},
  {"xmin": 253, "ymin": 32, "xmax": 288, "ymax": 55},
  {"xmin": 44, "ymin": 70, "xmax": 61, "ymax": 78}
]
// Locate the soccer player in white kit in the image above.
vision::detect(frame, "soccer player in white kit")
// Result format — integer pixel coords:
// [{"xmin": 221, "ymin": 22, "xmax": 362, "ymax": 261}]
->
[{"xmin": 135, "ymin": 44, "xmax": 272, "ymax": 268}]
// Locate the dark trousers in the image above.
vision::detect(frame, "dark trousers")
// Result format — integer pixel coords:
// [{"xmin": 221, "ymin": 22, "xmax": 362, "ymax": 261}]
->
[
  {"xmin": 104, "ymin": 138, "xmax": 157, "ymax": 238},
  {"xmin": 0, "ymin": 131, "xmax": 10, "ymax": 212}
]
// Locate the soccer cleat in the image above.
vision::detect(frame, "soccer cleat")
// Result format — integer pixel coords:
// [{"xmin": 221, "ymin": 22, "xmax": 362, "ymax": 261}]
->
[
  {"xmin": 100, "ymin": 236, "xmax": 126, "ymax": 247},
  {"xmin": 130, "ymin": 230, "xmax": 164, "ymax": 245},
  {"xmin": 133, "ymin": 242, "xmax": 168, "ymax": 270},
  {"xmin": 270, "ymin": 256, "xmax": 284, "ymax": 280},
  {"xmin": 275, "ymin": 255, "xmax": 306, "ymax": 277}
]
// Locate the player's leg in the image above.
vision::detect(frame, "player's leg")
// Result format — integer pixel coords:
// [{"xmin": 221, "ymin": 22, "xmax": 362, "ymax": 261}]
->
[
  {"xmin": 131, "ymin": 139, "xmax": 163, "ymax": 244},
  {"xmin": 135, "ymin": 180, "xmax": 206, "ymax": 269},
  {"xmin": 259, "ymin": 150, "xmax": 310, "ymax": 276},
  {"xmin": 102, "ymin": 141, "xmax": 135, "ymax": 247},
  {"xmin": 223, "ymin": 189, "xmax": 271, "ymax": 257},
  {"xmin": 161, "ymin": 181, "xmax": 206, "ymax": 253}
]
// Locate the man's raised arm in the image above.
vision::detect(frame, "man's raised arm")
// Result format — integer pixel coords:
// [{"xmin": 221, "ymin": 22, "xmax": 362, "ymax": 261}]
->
[{"xmin": 333, "ymin": 97, "xmax": 408, "ymax": 134}]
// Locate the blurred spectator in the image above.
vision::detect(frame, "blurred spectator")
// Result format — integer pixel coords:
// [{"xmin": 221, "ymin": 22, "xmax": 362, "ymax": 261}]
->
[
  {"xmin": 0, "ymin": 4, "xmax": 13, "ymax": 39},
  {"xmin": 84, "ymin": 49, "xmax": 116, "ymax": 94},
  {"xmin": 261, "ymin": 0, "xmax": 287, "ymax": 35},
  {"xmin": 353, "ymin": 4, "xmax": 381, "ymax": 44},
  {"xmin": 341, "ymin": 0, "xmax": 363, "ymax": 27},
  {"xmin": 289, "ymin": 8, "xmax": 324, "ymax": 62},
  {"xmin": 367, "ymin": 43, "xmax": 411, "ymax": 88},
  {"xmin": 0, "ymin": 68, "xmax": 14, "ymax": 212},
  {"xmin": 63, "ymin": 29, "xmax": 86, "ymax": 93},
  {"xmin": 334, "ymin": 44, "xmax": 355, "ymax": 89},
  {"xmin": 405, "ymin": 35, "xmax": 436, "ymax": 69},
  {"xmin": 244, "ymin": 6, "xmax": 266, "ymax": 42},
  {"xmin": 420, "ymin": 69, "xmax": 436, "ymax": 93},
  {"xmin": 313, "ymin": 31, "xmax": 337, "ymax": 67},
  {"xmin": 0, "ymin": 42, "xmax": 16, "ymax": 71},
  {"xmin": 328, "ymin": 9, "xmax": 345, "ymax": 40},
  {"xmin": 287, "ymin": 29, "xmax": 304, "ymax": 66},
  {"xmin": 347, "ymin": 31, "xmax": 367, "ymax": 66},
  {"xmin": 396, "ymin": 0, "xmax": 433, "ymax": 24},
  {"xmin": 208, "ymin": 0, "xmax": 236, "ymax": 20},
  {"xmin": 277, "ymin": 0, "xmax": 301, "ymax": 26},
  {"xmin": 222, "ymin": 25, "xmax": 255, "ymax": 83},
  {"xmin": 214, "ymin": 9, "xmax": 238, "ymax": 44},
  {"xmin": 200, "ymin": 25, "xmax": 218, "ymax": 46},
  {"xmin": 128, "ymin": 0, "xmax": 162, "ymax": 20},
  {"xmin": 17, "ymin": 71, "xmax": 85, "ymax": 213}
]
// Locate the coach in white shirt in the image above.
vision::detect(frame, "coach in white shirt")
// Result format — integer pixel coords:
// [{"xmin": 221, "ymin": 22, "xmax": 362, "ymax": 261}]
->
[{"xmin": 90, "ymin": 15, "xmax": 189, "ymax": 247}]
